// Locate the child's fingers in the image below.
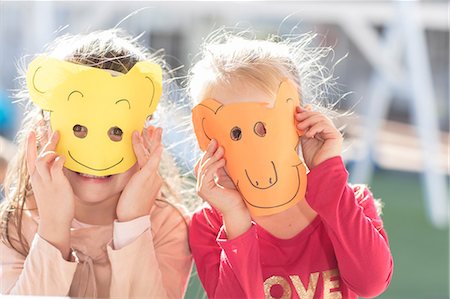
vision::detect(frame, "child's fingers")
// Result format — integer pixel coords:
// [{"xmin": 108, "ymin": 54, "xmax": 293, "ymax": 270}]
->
[
  {"xmin": 203, "ymin": 159, "xmax": 226, "ymax": 181},
  {"xmin": 296, "ymin": 114, "xmax": 326, "ymax": 131},
  {"xmin": 143, "ymin": 126, "xmax": 155, "ymax": 150},
  {"xmin": 196, "ymin": 140, "xmax": 218, "ymax": 183},
  {"xmin": 199, "ymin": 159, "xmax": 226, "ymax": 189},
  {"xmin": 141, "ymin": 145, "xmax": 163, "ymax": 178},
  {"xmin": 33, "ymin": 131, "xmax": 60, "ymax": 180},
  {"xmin": 194, "ymin": 159, "xmax": 201, "ymax": 178},
  {"xmin": 198, "ymin": 139, "xmax": 218, "ymax": 172},
  {"xmin": 50, "ymin": 156, "xmax": 66, "ymax": 182},
  {"xmin": 215, "ymin": 166, "xmax": 229, "ymax": 179},
  {"xmin": 144, "ymin": 126, "xmax": 162, "ymax": 153},
  {"xmin": 296, "ymin": 105, "xmax": 313, "ymax": 113},
  {"xmin": 141, "ymin": 127, "xmax": 151, "ymax": 150},
  {"xmin": 26, "ymin": 131, "xmax": 38, "ymax": 176},
  {"xmin": 304, "ymin": 123, "xmax": 327, "ymax": 139},
  {"xmin": 153, "ymin": 127, "xmax": 162, "ymax": 145},
  {"xmin": 304, "ymin": 104, "xmax": 313, "ymax": 111},
  {"xmin": 307, "ymin": 120, "xmax": 342, "ymax": 140},
  {"xmin": 132, "ymin": 130, "xmax": 149, "ymax": 168},
  {"xmin": 295, "ymin": 110, "xmax": 321, "ymax": 122},
  {"xmin": 150, "ymin": 127, "xmax": 163, "ymax": 153},
  {"xmin": 41, "ymin": 131, "xmax": 60, "ymax": 153},
  {"xmin": 200, "ymin": 146, "xmax": 224, "ymax": 173},
  {"xmin": 197, "ymin": 145, "xmax": 222, "ymax": 181},
  {"xmin": 145, "ymin": 126, "xmax": 155, "ymax": 141},
  {"xmin": 35, "ymin": 151, "xmax": 59, "ymax": 181}
]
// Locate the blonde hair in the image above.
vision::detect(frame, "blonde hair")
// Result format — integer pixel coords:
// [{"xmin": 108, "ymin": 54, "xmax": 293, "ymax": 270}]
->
[
  {"xmin": 0, "ymin": 29, "xmax": 188, "ymax": 255},
  {"xmin": 188, "ymin": 29, "xmax": 339, "ymax": 110}
]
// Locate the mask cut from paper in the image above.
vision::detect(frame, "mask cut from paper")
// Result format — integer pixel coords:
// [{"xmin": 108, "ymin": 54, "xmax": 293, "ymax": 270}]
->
[
  {"xmin": 26, "ymin": 56, "xmax": 162, "ymax": 176},
  {"xmin": 192, "ymin": 79, "xmax": 307, "ymax": 216}
]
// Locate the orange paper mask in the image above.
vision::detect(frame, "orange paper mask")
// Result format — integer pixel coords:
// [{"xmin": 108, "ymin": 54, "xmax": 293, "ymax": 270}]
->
[{"xmin": 192, "ymin": 79, "xmax": 307, "ymax": 216}]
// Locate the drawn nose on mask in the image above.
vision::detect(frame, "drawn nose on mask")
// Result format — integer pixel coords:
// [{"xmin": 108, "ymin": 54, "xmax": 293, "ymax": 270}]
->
[{"xmin": 244, "ymin": 161, "xmax": 278, "ymax": 189}]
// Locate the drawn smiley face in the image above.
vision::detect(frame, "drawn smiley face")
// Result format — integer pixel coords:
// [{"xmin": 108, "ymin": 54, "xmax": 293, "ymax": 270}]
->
[
  {"xmin": 192, "ymin": 79, "xmax": 307, "ymax": 216},
  {"xmin": 26, "ymin": 56, "xmax": 162, "ymax": 176}
]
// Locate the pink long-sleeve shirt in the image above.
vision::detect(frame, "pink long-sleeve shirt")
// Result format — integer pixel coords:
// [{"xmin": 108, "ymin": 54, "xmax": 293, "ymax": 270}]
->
[
  {"xmin": 189, "ymin": 157, "xmax": 393, "ymax": 299},
  {"xmin": 1, "ymin": 200, "xmax": 192, "ymax": 298}
]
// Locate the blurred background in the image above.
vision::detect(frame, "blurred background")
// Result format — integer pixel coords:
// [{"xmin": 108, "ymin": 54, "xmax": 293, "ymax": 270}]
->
[{"xmin": 0, "ymin": 1, "xmax": 448, "ymax": 298}]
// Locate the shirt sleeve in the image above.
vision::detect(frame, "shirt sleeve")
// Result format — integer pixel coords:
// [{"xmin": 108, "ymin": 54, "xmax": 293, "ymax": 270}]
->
[
  {"xmin": 107, "ymin": 209, "xmax": 192, "ymax": 299},
  {"xmin": 189, "ymin": 207, "xmax": 265, "ymax": 299},
  {"xmin": 306, "ymin": 156, "xmax": 393, "ymax": 298},
  {"xmin": 0, "ymin": 233, "xmax": 78, "ymax": 296},
  {"xmin": 113, "ymin": 215, "xmax": 151, "ymax": 250}
]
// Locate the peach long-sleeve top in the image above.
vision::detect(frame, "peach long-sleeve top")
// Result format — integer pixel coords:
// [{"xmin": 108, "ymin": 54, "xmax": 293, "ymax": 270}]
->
[{"xmin": 0, "ymin": 200, "xmax": 192, "ymax": 298}]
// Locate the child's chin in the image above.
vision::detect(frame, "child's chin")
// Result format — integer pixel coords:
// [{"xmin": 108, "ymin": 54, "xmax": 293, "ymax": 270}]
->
[{"xmin": 74, "ymin": 189, "xmax": 116, "ymax": 204}]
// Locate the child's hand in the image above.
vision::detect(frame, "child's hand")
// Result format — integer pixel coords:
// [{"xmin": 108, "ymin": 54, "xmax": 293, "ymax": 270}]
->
[
  {"xmin": 195, "ymin": 140, "xmax": 251, "ymax": 239},
  {"xmin": 295, "ymin": 106, "xmax": 343, "ymax": 169},
  {"xmin": 195, "ymin": 139, "xmax": 245, "ymax": 215},
  {"xmin": 116, "ymin": 127, "xmax": 163, "ymax": 222},
  {"xmin": 26, "ymin": 130, "xmax": 74, "ymax": 259}
]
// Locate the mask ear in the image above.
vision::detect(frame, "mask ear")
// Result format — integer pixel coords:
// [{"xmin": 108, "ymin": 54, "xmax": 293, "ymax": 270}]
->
[
  {"xmin": 274, "ymin": 79, "xmax": 304, "ymax": 136},
  {"xmin": 26, "ymin": 56, "xmax": 69, "ymax": 111},
  {"xmin": 192, "ymin": 99, "xmax": 224, "ymax": 151},
  {"xmin": 274, "ymin": 78, "xmax": 300, "ymax": 109},
  {"xmin": 128, "ymin": 61, "xmax": 163, "ymax": 114}
]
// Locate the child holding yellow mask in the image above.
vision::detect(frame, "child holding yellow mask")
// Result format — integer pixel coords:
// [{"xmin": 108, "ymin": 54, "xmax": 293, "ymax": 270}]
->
[
  {"xmin": 0, "ymin": 29, "xmax": 191, "ymax": 298},
  {"xmin": 189, "ymin": 31, "xmax": 393, "ymax": 298}
]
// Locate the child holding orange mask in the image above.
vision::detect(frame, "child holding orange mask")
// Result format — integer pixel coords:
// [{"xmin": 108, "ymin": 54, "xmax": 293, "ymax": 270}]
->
[{"xmin": 189, "ymin": 32, "xmax": 393, "ymax": 299}]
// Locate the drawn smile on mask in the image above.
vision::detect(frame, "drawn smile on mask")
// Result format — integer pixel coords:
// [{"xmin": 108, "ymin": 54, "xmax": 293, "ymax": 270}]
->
[{"xmin": 68, "ymin": 150, "xmax": 124, "ymax": 171}]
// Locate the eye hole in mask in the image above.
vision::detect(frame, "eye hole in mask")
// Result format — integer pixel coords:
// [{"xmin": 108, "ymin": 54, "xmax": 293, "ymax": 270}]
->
[
  {"xmin": 108, "ymin": 127, "xmax": 123, "ymax": 142},
  {"xmin": 73, "ymin": 124, "xmax": 88, "ymax": 138},
  {"xmin": 230, "ymin": 126, "xmax": 242, "ymax": 141},
  {"xmin": 254, "ymin": 122, "xmax": 266, "ymax": 137}
]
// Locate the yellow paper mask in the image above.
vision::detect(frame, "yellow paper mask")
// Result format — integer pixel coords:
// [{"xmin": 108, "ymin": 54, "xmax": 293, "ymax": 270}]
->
[
  {"xmin": 192, "ymin": 79, "xmax": 307, "ymax": 216},
  {"xmin": 26, "ymin": 56, "xmax": 162, "ymax": 176}
]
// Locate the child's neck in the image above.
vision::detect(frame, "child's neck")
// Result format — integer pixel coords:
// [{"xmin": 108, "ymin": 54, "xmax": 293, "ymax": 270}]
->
[
  {"xmin": 74, "ymin": 195, "xmax": 118, "ymax": 226},
  {"xmin": 253, "ymin": 199, "xmax": 317, "ymax": 239}
]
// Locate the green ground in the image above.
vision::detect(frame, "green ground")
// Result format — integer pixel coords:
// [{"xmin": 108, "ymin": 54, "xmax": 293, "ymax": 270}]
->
[
  {"xmin": 184, "ymin": 169, "xmax": 449, "ymax": 298},
  {"xmin": 372, "ymin": 170, "xmax": 448, "ymax": 299}
]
